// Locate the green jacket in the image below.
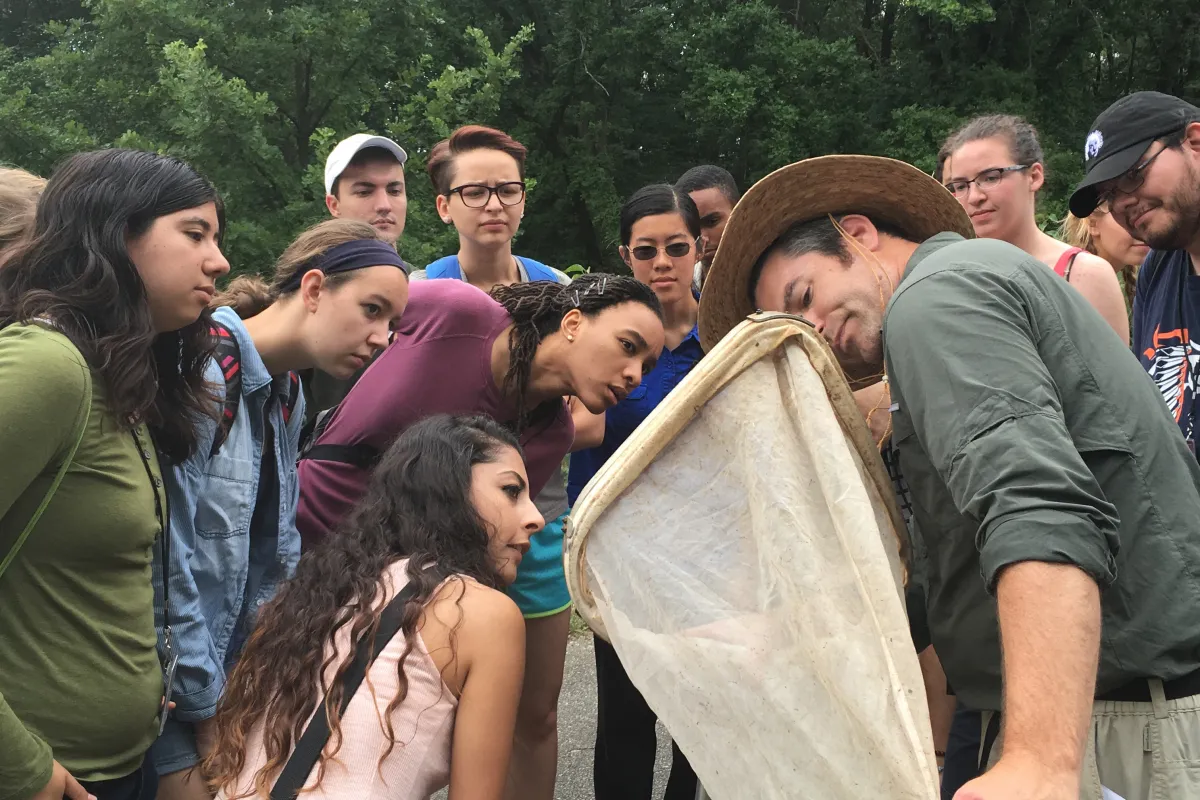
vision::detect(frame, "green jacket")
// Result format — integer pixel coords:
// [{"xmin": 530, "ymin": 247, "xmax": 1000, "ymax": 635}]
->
[{"xmin": 886, "ymin": 233, "xmax": 1200, "ymax": 712}]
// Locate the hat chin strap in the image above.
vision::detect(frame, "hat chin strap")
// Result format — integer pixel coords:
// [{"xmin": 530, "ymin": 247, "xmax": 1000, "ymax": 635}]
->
[{"xmin": 828, "ymin": 213, "xmax": 894, "ymax": 449}]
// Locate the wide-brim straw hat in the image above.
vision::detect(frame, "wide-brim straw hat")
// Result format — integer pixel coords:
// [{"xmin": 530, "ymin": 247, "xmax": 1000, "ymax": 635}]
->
[{"xmin": 698, "ymin": 155, "xmax": 974, "ymax": 352}]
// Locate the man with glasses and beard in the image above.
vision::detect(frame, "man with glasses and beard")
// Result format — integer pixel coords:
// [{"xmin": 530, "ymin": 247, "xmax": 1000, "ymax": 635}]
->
[{"xmin": 1069, "ymin": 92, "xmax": 1200, "ymax": 451}]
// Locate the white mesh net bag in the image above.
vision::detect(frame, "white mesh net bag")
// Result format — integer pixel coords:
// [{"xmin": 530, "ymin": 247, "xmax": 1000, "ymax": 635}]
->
[{"xmin": 565, "ymin": 313, "xmax": 938, "ymax": 800}]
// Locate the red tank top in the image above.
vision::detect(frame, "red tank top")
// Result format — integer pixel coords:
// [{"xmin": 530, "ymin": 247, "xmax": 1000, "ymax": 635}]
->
[{"xmin": 1053, "ymin": 247, "xmax": 1085, "ymax": 281}]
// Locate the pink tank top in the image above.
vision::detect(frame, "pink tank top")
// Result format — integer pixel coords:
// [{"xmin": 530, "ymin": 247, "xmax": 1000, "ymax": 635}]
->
[
  {"xmin": 221, "ymin": 561, "xmax": 459, "ymax": 799},
  {"xmin": 1053, "ymin": 247, "xmax": 1085, "ymax": 281}
]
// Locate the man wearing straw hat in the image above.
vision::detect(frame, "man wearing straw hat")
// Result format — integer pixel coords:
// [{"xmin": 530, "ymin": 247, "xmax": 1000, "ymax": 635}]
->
[{"xmin": 698, "ymin": 155, "xmax": 1200, "ymax": 800}]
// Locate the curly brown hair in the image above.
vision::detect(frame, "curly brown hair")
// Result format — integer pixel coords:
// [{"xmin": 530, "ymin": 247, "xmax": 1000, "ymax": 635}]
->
[{"xmin": 204, "ymin": 414, "xmax": 521, "ymax": 797}]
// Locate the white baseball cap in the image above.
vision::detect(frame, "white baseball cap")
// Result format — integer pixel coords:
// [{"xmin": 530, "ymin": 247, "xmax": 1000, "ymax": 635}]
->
[{"xmin": 324, "ymin": 133, "xmax": 408, "ymax": 195}]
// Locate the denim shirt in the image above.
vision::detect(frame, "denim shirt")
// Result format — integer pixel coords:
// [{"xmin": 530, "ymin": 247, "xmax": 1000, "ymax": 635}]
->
[
  {"xmin": 568, "ymin": 324, "xmax": 704, "ymax": 503},
  {"xmin": 153, "ymin": 307, "xmax": 304, "ymax": 720}
]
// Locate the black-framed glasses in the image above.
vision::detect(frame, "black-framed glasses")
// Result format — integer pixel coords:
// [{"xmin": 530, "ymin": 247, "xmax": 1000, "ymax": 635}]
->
[
  {"xmin": 1096, "ymin": 145, "xmax": 1168, "ymax": 205},
  {"xmin": 626, "ymin": 240, "xmax": 696, "ymax": 261},
  {"xmin": 446, "ymin": 181, "xmax": 526, "ymax": 208},
  {"xmin": 943, "ymin": 164, "xmax": 1030, "ymax": 198}
]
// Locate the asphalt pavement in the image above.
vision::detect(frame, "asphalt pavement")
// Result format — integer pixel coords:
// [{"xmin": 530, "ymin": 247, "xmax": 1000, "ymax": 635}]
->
[{"xmin": 435, "ymin": 631, "xmax": 673, "ymax": 799}]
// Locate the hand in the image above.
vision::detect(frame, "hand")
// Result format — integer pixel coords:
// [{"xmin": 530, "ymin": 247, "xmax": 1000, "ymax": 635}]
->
[
  {"xmin": 953, "ymin": 752, "xmax": 1078, "ymax": 800},
  {"xmin": 31, "ymin": 760, "xmax": 95, "ymax": 800}
]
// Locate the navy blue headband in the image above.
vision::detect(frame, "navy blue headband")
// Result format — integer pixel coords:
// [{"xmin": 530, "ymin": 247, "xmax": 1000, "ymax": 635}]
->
[{"xmin": 279, "ymin": 239, "xmax": 408, "ymax": 292}]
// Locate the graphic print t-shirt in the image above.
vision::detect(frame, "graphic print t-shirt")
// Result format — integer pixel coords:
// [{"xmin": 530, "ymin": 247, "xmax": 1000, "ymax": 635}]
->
[{"xmin": 1132, "ymin": 249, "xmax": 1200, "ymax": 447}]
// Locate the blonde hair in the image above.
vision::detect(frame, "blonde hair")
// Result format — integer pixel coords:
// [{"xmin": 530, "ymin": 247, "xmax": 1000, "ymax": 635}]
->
[
  {"xmin": 1059, "ymin": 212, "xmax": 1094, "ymax": 253},
  {"xmin": 1060, "ymin": 211, "xmax": 1136, "ymax": 310},
  {"xmin": 213, "ymin": 218, "xmax": 387, "ymax": 318},
  {"xmin": 0, "ymin": 167, "xmax": 46, "ymax": 255}
]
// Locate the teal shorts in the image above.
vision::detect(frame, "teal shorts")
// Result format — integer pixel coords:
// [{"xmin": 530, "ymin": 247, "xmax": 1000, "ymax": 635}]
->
[{"xmin": 506, "ymin": 511, "xmax": 572, "ymax": 618}]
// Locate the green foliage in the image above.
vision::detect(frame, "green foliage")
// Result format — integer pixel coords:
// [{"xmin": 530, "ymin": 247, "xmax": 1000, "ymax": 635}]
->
[{"xmin": 0, "ymin": 0, "xmax": 1197, "ymax": 277}]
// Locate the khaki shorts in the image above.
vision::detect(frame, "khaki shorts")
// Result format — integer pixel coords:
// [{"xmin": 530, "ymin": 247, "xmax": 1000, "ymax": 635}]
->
[{"xmin": 982, "ymin": 683, "xmax": 1200, "ymax": 800}]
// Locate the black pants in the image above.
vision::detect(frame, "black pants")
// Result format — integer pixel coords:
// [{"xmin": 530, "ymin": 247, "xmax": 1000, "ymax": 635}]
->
[
  {"xmin": 594, "ymin": 637, "xmax": 698, "ymax": 800},
  {"xmin": 79, "ymin": 758, "xmax": 158, "ymax": 800},
  {"xmin": 940, "ymin": 703, "xmax": 982, "ymax": 800}
]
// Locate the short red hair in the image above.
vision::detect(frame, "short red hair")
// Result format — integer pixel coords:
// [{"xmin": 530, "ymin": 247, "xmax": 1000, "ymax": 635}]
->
[{"xmin": 426, "ymin": 125, "xmax": 528, "ymax": 194}]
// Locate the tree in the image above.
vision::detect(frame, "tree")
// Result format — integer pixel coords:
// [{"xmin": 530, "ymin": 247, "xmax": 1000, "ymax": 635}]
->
[{"xmin": 0, "ymin": 0, "xmax": 1196, "ymax": 274}]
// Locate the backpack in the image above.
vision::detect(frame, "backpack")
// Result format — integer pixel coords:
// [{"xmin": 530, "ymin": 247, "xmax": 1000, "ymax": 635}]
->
[{"xmin": 210, "ymin": 321, "xmax": 301, "ymax": 458}]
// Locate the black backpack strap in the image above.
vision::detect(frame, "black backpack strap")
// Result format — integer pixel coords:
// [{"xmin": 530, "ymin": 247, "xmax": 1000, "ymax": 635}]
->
[
  {"xmin": 296, "ymin": 403, "xmax": 382, "ymax": 470},
  {"xmin": 300, "ymin": 443, "xmax": 382, "ymax": 470},
  {"xmin": 210, "ymin": 321, "xmax": 243, "ymax": 458},
  {"xmin": 269, "ymin": 579, "xmax": 421, "ymax": 799},
  {"xmin": 298, "ymin": 405, "xmax": 336, "ymax": 457}
]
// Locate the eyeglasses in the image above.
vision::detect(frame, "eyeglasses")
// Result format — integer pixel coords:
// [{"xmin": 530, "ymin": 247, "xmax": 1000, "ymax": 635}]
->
[
  {"xmin": 1096, "ymin": 145, "xmax": 1167, "ymax": 206},
  {"xmin": 447, "ymin": 181, "xmax": 526, "ymax": 208},
  {"xmin": 943, "ymin": 165, "xmax": 1031, "ymax": 198},
  {"xmin": 627, "ymin": 241, "xmax": 695, "ymax": 261}
]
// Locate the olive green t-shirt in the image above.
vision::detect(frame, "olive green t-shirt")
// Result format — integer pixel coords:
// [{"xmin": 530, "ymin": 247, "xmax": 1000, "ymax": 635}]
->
[
  {"xmin": 886, "ymin": 234, "xmax": 1200, "ymax": 712},
  {"xmin": 0, "ymin": 324, "xmax": 165, "ymax": 798}
]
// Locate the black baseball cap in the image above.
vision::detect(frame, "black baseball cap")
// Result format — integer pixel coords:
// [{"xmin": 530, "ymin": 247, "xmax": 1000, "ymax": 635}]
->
[{"xmin": 1069, "ymin": 91, "xmax": 1200, "ymax": 218}]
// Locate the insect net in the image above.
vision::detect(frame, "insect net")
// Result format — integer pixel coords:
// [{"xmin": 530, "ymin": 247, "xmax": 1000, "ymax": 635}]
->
[{"xmin": 565, "ymin": 314, "xmax": 938, "ymax": 799}]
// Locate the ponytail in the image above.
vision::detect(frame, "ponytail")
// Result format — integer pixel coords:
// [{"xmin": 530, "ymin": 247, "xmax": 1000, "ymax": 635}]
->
[{"xmin": 211, "ymin": 275, "xmax": 275, "ymax": 319}]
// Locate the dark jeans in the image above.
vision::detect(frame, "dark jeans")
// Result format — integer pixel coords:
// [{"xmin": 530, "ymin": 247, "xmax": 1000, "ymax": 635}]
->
[
  {"xmin": 79, "ymin": 757, "xmax": 158, "ymax": 800},
  {"xmin": 940, "ymin": 703, "xmax": 983, "ymax": 800},
  {"xmin": 593, "ymin": 637, "xmax": 698, "ymax": 800}
]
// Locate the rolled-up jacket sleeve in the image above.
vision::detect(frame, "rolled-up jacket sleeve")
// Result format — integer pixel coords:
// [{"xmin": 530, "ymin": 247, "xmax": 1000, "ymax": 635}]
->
[{"xmin": 884, "ymin": 267, "xmax": 1120, "ymax": 592}]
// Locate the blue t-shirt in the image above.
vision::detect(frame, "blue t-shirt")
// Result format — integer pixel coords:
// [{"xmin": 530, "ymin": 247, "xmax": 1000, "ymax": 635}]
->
[
  {"xmin": 567, "ymin": 325, "xmax": 704, "ymax": 504},
  {"xmin": 1133, "ymin": 248, "xmax": 1200, "ymax": 447}
]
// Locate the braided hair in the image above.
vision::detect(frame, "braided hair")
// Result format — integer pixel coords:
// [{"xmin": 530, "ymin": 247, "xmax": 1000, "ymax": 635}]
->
[{"xmin": 489, "ymin": 273, "xmax": 663, "ymax": 430}]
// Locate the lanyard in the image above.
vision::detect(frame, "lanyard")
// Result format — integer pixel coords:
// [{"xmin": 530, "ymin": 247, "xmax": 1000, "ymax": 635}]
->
[{"xmin": 130, "ymin": 426, "xmax": 177, "ymax": 733}]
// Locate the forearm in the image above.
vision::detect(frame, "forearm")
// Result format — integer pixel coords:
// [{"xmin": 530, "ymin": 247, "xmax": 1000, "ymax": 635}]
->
[
  {"xmin": 995, "ymin": 561, "xmax": 1100, "ymax": 772},
  {"xmin": 917, "ymin": 646, "xmax": 954, "ymax": 754},
  {"xmin": 0, "ymin": 698, "xmax": 53, "ymax": 800}
]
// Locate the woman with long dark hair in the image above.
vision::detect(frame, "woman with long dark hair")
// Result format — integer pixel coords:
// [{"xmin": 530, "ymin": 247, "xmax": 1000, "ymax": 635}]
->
[
  {"xmin": 568, "ymin": 184, "xmax": 703, "ymax": 800},
  {"xmin": 206, "ymin": 414, "xmax": 543, "ymax": 799},
  {"xmin": 151, "ymin": 218, "xmax": 409, "ymax": 800},
  {"xmin": 0, "ymin": 149, "xmax": 228, "ymax": 800}
]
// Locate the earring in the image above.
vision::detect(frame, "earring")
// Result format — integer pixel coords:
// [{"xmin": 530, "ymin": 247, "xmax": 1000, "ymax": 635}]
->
[{"xmin": 567, "ymin": 334, "xmax": 575, "ymax": 342}]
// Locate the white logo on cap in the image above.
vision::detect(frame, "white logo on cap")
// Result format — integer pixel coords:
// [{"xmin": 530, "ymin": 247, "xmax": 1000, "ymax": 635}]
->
[{"xmin": 1085, "ymin": 130, "xmax": 1104, "ymax": 161}]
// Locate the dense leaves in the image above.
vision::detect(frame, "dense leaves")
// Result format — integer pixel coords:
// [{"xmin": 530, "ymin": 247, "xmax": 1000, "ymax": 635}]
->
[{"xmin": 0, "ymin": 0, "xmax": 1196, "ymax": 274}]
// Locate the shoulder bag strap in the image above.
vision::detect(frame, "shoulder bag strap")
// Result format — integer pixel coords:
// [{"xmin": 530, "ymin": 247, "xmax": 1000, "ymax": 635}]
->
[
  {"xmin": 0, "ymin": 363, "xmax": 92, "ymax": 580},
  {"xmin": 270, "ymin": 579, "xmax": 422, "ymax": 799}
]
